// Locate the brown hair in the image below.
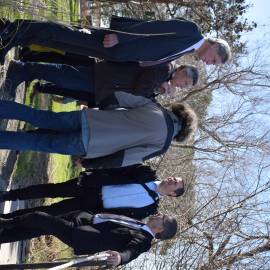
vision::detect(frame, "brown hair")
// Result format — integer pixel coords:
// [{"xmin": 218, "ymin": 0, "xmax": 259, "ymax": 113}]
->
[{"xmin": 171, "ymin": 102, "xmax": 198, "ymax": 142}]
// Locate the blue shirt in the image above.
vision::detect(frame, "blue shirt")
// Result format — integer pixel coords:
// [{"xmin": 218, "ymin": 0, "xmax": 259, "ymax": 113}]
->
[{"xmin": 102, "ymin": 181, "xmax": 160, "ymax": 208}]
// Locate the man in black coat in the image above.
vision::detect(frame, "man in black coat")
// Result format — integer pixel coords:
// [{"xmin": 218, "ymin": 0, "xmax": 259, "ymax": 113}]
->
[
  {"xmin": 0, "ymin": 165, "xmax": 184, "ymax": 220},
  {"xmin": 0, "ymin": 17, "xmax": 231, "ymax": 66},
  {"xmin": 0, "ymin": 211, "xmax": 178, "ymax": 266},
  {"xmin": 1, "ymin": 59, "xmax": 198, "ymax": 105}
]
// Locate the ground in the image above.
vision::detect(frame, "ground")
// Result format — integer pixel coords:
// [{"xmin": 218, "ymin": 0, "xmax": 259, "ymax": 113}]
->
[{"xmin": 0, "ymin": 51, "xmax": 49, "ymax": 264}]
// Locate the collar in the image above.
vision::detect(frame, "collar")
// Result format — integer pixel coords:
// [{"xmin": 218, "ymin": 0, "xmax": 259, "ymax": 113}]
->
[
  {"xmin": 167, "ymin": 111, "xmax": 182, "ymax": 138},
  {"xmin": 142, "ymin": 225, "xmax": 155, "ymax": 238},
  {"xmin": 194, "ymin": 38, "xmax": 205, "ymax": 51},
  {"xmin": 154, "ymin": 181, "xmax": 161, "ymax": 197},
  {"xmin": 166, "ymin": 63, "xmax": 175, "ymax": 81}
]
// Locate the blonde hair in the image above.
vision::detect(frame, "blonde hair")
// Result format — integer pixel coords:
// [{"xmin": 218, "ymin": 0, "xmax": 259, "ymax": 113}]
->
[{"xmin": 207, "ymin": 38, "xmax": 232, "ymax": 63}]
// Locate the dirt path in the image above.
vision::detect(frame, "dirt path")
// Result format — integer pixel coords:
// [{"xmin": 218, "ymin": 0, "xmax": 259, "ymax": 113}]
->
[{"xmin": 0, "ymin": 52, "xmax": 30, "ymax": 265}]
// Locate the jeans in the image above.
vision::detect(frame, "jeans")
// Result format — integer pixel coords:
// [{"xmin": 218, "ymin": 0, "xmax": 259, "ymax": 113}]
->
[{"xmin": 0, "ymin": 100, "xmax": 86, "ymax": 156}]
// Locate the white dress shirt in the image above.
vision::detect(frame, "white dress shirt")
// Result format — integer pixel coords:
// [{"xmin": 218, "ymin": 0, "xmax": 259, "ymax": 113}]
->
[
  {"xmin": 158, "ymin": 38, "xmax": 205, "ymax": 62},
  {"xmin": 102, "ymin": 181, "xmax": 160, "ymax": 209}
]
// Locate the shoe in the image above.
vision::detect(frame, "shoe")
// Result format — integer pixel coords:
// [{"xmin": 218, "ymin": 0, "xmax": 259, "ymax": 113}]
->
[
  {"xmin": 0, "ymin": 20, "xmax": 16, "ymax": 65},
  {"xmin": 30, "ymin": 81, "xmax": 41, "ymax": 101},
  {"xmin": 0, "ymin": 20, "xmax": 15, "ymax": 43},
  {"xmin": 0, "ymin": 19, "xmax": 10, "ymax": 36},
  {"xmin": 18, "ymin": 47, "xmax": 31, "ymax": 61},
  {"xmin": 0, "ymin": 190, "xmax": 9, "ymax": 203},
  {"xmin": 0, "ymin": 49, "xmax": 6, "ymax": 65},
  {"xmin": 0, "ymin": 217, "xmax": 13, "ymax": 228}
]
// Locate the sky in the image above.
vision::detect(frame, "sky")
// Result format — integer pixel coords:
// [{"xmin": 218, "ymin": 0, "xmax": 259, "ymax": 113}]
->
[{"xmin": 209, "ymin": 0, "xmax": 270, "ymax": 118}]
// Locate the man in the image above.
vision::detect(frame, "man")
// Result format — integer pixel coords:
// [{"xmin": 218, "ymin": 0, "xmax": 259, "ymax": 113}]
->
[
  {"xmin": 1, "ymin": 60, "xmax": 198, "ymax": 105},
  {"xmin": 0, "ymin": 17, "xmax": 231, "ymax": 66},
  {"xmin": 0, "ymin": 164, "xmax": 184, "ymax": 220},
  {"xmin": 0, "ymin": 211, "xmax": 178, "ymax": 266},
  {"xmin": 0, "ymin": 94, "xmax": 198, "ymax": 169}
]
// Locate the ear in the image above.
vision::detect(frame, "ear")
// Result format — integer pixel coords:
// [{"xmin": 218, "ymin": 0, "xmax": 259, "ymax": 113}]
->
[
  {"xmin": 169, "ymin": 191, "xmax": 176, "ymax": 197},
  {"xmin": 155, "ymin": 226, "xmax": 164, "ymax": 234}
]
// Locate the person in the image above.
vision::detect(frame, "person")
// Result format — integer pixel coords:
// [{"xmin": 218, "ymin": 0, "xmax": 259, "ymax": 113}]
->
[
  {"xmin": 0, "ymin": 164, "xmax": 184, "ymax": 220},
  {"xmin": 0, "ymin": 17, "xmax": 231, "ymax": 66},
  {"xmin": 1, "ymin": 60, "xmax": 199, "ymax": 105},
  {"xmin": 0, "ymin": 95, "xmax": 198, "ymax": 169},
  {"xmin": 0, "ymin": 211, "xmax": 178, "ymax": 266}
]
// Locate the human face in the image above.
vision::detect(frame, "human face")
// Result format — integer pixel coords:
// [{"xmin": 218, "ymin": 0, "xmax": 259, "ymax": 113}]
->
[
  {"xmin": 199, "ymin": 43, "xmax": 222, "ymax": 65},
  {"xmin": 158, "ymin": 177, "xmax": 184, "ymax": 196},
  {"xmin": 148, "ymin": 213, "xmax": 167, "ymax": 233},
  {"xmin": 170, "ymin": 69, "xmax": 193, "ymax": 88}
]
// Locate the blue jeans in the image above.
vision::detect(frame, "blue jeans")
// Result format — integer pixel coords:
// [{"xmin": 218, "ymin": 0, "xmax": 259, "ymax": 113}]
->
[{"xmin": 0, "ymin": 100, "xmax": 86, "ymax": 156}]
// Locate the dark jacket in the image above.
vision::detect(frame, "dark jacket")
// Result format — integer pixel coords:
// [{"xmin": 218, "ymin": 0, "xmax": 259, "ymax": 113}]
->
[
  {"xmin": 106, "ymin": 16, "xmax": 204, "ymax": 63},
  {"xmin": 94, "ymin": 61, "xmax": 172, "ymax": 105},
  {"xmin": 79, "ymin": 164, "xmax": 159, "ymax": 219},
  {"xmin": 70, "ymin": 212, "xmax": 154, "ymax": 265}
]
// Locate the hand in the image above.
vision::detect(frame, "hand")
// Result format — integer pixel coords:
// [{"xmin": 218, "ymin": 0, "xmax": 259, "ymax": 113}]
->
[
  {"xmin": 103, "ymin": 34, "xmax": 119, "ymax": 48},
  {"xmin": 72, "ymin": 157, "xmax": 82, "ymax": 167},
  {"xmin": 79, "ymin": 28, "xmax": 91, "ymax": 34},
  {"xmin": 104, "ymin": 250, "xmax": 121, "ymax": 266}
]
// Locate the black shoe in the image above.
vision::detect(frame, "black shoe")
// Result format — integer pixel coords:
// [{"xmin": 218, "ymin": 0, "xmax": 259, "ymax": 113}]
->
[
  {"xmin": 31, "ymin": 81, "xmax": 41, "ymax": 99},
  {"xmin": 0, "ymin": 20, "xmax": 15, "ymax": 43},
  {"xmin": 18, "ymin": 47, "xmax": 31, "ymax": 61},
  {"xmin": 0, "ymin": 49, "xmax": 6, "ymax": 65},
  {"xmin": 0, "ymin": 190, "xmax": 9, "ymax": 203},
  {"xmin": 0, "ymin": 20, "xmax": 16, "ymax": 65},
  {"xmin": 0, "ymin": 18, "xmax": 10, "ymax": 36},
  {"xmin": 0, "ymin": 217, "xmax": 13, "ymax": 228}
]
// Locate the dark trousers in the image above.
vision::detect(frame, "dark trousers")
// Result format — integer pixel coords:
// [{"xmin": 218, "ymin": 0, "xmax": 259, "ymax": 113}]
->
[
  {"xmin": 19, "ymin": 48, "xmax": 96, "ymax": 66},
  {"xmin": 37, "ymin": 82, "xmax": 96, "ymax": 107},
  {"xmin": 1, "ymin": 178, "xmax": 102, "ymax": 218},
  {"xmin": 0, "ymin": 211, "xmax": 103, "ymax": 255},
  {"xmin": 13, "ymin": 61, "xmax": 95, "ymax": 94},
  {"xmin": 10, "ymin": 20, "xmax": 113, "ymax": 60}
]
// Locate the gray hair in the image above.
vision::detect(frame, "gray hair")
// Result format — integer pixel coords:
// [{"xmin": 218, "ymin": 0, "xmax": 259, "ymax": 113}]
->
[{"xmin": 207, "ymin": 38, "xmax": 232, "ymax": 64}]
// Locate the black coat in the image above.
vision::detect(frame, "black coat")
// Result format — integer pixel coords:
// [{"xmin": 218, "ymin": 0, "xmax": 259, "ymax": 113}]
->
[
  {"xmin": 71, "ymin": 212, "xmax": 153, "ymax": 265},
  {"xmin": 78, "ymin": 164, "xmax": 160, "ymax": 219},
  {"xmin": 106, "ymin": 16, "xmax": 204, "ymax": 63},
  {"xmin": 94, "ymin": 61, "xmax": 172, "ymax": 105}
]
